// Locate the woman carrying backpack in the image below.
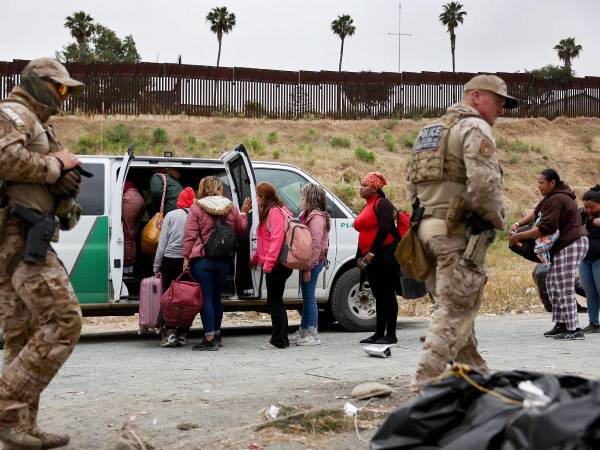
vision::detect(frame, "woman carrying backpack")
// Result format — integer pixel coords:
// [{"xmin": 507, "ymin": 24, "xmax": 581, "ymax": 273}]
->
[
  {"xmin": 182, "ymin": 176, "xmax": 251, "ymax": 351},
  {"xmin": 251, "ymin": 182, "xmax": 294, "ymax": 349},
  {"xmin": 154, "ymin": 187, "xmax": 196, "ymax": 347},
  {"xmin": 354, "ymin": 172, "xmax": 400, "ymax": 345},
  {"xmin": 291, "ymin": 184, "xmax": 330, "ymax": 346}
]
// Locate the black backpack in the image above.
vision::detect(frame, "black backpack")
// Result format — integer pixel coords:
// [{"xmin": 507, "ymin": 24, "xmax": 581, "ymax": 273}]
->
[{"xmin": 201, "ymin": 217, "xmax": 238, "ymax": 259}]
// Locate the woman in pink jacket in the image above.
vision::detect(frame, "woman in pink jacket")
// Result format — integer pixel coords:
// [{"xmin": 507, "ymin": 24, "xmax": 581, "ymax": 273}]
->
[
  {"xmin": 251, "ymin": 182, "xmax": 293, "ymax": 349},
  {"xmin": 292, "ymin": 184, "xmax": 329, "ymax": 346},
  {"xmin": 182, "ymin": 176, "xmax": 250, "ymax": 351}
]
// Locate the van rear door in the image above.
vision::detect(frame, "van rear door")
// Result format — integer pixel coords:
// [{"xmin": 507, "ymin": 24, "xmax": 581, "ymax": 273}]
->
[
  {"xmin": 221, "ymin": 145, "xmax": 260, "ymax": 298},
  {"xmin": 109, "ymin": 146, "xmax": 134, "ymax": 301}
]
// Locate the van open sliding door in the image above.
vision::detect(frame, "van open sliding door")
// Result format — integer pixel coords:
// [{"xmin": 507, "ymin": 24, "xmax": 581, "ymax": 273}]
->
[
  {"xmin": 221, "ymin": 145, "xmax": 260, "ymax": 298},
  {"xmin": 109, "ymin": 146, "xmax": 134, "ymax": 301}
]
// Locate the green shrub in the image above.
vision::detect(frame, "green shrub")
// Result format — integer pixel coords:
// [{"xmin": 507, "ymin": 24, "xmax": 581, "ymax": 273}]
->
[
  {"xmin": 333, "ymin": 183, "xmax": 357, "ymax": 207},
  {"xmin": 330, "ymin": 136, "xmax": 351, "ymax": 148},
  {"xmin": 358, "ymin": 131, "xmax": 377, "ymax": 148},
  {"xmin": 382, "ymin": 119, "xmax": 398, "ymax": 130},
  {"xmin": 355, "ymin": 147, "xmax": 375, "ymax": 163},
  {"xmin": 107, "ymin": 124, "xmax": 131, "ymax": 145},
  {"xmin": 267, "ymin": 131, "xmax": 278, "ymax": 145},
  {"xmin": 508, "ymin": 152, "xmax": 520, "ymax": 164},
  {"xmin": 302, "ymin": 128, "xmax": 319, "ymax": 143},
  {"xmin": 75, "ymin": 136, "xmax": 96, "ymax": 155},
  {"xmin": 272, "ymin": 149, "xmax": 281, "ymax": 160},
  {"xmin": 243, "ymin": 136, "xmax": 265, "ymax": 155},
  {"xmin": 399, "ymin": 131, "xmax": 418, "ymax": 148},
  {"xmin": 308, "ymin": 158, "xmax": 315, "ymax": 166},
  {"xmin": 384, "ymin": 132, "xmax": 396, "ymax": 152},
  {"xmin": 152, "ymin": 127, "xmax": 168, "ymax": 145}
]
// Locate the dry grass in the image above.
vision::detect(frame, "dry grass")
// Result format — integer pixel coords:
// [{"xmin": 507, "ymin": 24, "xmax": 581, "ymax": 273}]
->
[{"xmin": 53, "ymin": 115, "xmax": 600, "ymax": 314}]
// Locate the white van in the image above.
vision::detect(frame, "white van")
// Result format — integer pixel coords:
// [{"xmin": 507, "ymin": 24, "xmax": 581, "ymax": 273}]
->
[{"xmin": 55, "ymin": 146, "xmax": 377, "ymax": 331}]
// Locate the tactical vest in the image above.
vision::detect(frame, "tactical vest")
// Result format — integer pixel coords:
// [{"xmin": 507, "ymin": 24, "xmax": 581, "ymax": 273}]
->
[{"xmin": 407, "ymin": 110, "xmax": 479, "ymax": 186}]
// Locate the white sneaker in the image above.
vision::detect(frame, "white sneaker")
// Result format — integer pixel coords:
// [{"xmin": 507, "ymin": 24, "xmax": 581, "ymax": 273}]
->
[
  {"xmin": 289, "ymin": 329, "xmax": 306, "ymax": 344},
  {"xmin": 295, "ymin": 335, "xmax": 321, "ymax": 346}
]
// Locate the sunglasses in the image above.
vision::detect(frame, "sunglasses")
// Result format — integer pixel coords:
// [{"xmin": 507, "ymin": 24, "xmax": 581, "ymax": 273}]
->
[{"xmin": 43, "ymin": 78, "xmax": 71, "ymax": 97}]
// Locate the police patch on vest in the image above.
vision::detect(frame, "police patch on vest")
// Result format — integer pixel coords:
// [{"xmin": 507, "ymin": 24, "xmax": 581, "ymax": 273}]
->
[{"xmin": 414, "ymin": 125, "xmax": 443, "ymax": 152}]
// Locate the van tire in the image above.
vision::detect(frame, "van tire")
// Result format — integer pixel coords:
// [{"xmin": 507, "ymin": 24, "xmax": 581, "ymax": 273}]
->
[{"xmin": 330, "ymin": 268, "xmax": 377, "ymax": 332}]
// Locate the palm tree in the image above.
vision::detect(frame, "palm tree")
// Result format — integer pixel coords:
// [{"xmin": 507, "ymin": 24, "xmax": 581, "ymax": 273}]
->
[
  {"xmin": 206, "ymin": 6, "xmax": 236, "ymax": 67},
  {"xmin": 439, "ymin": 2, "xmax": 467, "ymax": 73},
  {"xmin": 331, "ymin": 14, "xmax": 356, "ymax": 116},
  {"xmin": 331, "ymin": 14, "xmax": 356, "ymax": 72},
  {"xmin": 64, "ymin": 11, "xmax": 95, "ymax": 61},
  {"xmin": 554, "ymin": 37, "xmax": 583, "ymax": 73}
]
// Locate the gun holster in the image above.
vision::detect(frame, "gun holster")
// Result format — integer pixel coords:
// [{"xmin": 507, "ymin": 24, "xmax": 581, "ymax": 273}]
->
[{"xmin": 10, "ymin": 205, "xmax": 57, "ymax": 264}]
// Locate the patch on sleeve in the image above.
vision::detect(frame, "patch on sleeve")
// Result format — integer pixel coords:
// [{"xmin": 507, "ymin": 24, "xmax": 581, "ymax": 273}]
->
[
  {"xmin": 0, "ymin": 106, "xmax": 25, "ymax": 127},
  {"xmin": 479, "ymin": 138, "xmax": 495, "ymax": 157}
]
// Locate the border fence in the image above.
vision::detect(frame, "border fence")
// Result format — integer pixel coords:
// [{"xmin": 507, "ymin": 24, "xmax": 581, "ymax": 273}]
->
[{"xmin": 1, "ymin": 59, "xmax": 600, "ymax": 119}]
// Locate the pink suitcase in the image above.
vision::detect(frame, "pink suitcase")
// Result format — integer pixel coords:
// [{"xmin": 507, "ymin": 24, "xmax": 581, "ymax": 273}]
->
[{"xmin": 139, "ymin": 275, "xmax": 162, "ymax": 332}]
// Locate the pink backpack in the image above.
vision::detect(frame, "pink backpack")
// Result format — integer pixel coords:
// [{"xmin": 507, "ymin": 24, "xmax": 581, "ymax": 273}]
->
[{"xmin": 274, "ymin": 210, "xmax": 312, "ymax": 271}]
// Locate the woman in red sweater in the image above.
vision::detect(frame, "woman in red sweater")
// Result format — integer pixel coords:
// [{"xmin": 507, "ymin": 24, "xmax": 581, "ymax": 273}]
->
[{"xmin": 354, "ymin": 172, "xmax": 400, "ymax": 345}]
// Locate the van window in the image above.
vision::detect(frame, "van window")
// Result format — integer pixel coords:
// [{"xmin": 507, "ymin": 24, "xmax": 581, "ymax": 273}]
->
[
  {"xmin": 76, "ymin": 163, "xmax": 105, "ymax": 215},
  {"xmin": 255, "ymin": 168, "xmax": 346, "ymax": 218}
]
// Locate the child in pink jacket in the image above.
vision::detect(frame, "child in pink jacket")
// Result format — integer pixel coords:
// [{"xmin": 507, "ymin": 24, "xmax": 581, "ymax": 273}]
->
[
  {"xmin": 251, "ymin": 182, "xmax": 293, "ymax": 349},
  {"xmin": 292, "ymin": 184, "xmax": 330, "ymax": 346}
]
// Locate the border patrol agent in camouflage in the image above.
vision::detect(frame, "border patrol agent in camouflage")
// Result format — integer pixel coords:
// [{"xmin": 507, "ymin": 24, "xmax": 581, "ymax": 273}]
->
[
  {"xmin": 406, "ymin": 75, "xmax": 518, "ymax": 392},
  {"xmin": 0, "ymin": 58, "xmax": 84, "ymax": 449}
]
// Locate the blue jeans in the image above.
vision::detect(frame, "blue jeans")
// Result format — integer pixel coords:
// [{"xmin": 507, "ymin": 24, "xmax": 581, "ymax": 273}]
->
[
  {"xmin": 300, "ymin": 262, "xmax": 324, "ymax": 329},
  {"xmin": 580, "ymin": 258, "xmax": 600, "ymax": 326},
  {"xmin": 190, "ymin": 257, "xmax": 230, "ymax": 336}
]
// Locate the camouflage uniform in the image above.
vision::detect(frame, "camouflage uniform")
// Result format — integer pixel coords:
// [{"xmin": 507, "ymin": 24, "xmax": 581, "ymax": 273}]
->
[
  {"xmin": 407, "ymin": 97, "xmax": 507, "ymax": 392},
  {"xmin": 0, "ymin": 59, "xmax": 84, "ymax": 449}
]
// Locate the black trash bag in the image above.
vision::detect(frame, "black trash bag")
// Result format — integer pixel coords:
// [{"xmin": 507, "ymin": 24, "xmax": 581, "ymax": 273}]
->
[
  {"xmin": 508, "ymin": 225, "xmax": 539, "ymax": 263},
  {"xmin": 371, "ymin": 365, "xmax": 600, "ymax": 450}
]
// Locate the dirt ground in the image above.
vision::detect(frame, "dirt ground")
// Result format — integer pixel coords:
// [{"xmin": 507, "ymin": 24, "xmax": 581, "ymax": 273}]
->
[{"xmin": 26, "ymin": 312, "xmax": 600, "ymax": 450}]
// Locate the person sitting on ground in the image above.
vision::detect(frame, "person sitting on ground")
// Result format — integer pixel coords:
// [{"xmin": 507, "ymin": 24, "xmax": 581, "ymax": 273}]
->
[
  {"xmin": 122, "ymin": 180, "xmax": 145, "ymax": 272},
  {"xmin": 182, "ymin": 176, "xmax": 251, "ymax": 351},
  {"xmin": 251, "ymin": 182, "xmax": 294, "ymax": 349},
  {"xmin": 154, "ymin": 187, "xmax": 196, "ymax": 348},
  {"xmin": 354, "ymin": 172, "xmax": 401, "ymax": 345},
  {"xmin": 510, "ymin": 169, "xmax": 588, "ymax": 340},
  {"xmin": 579, "ymin": 185, "xmax": 600, "ymax": 333},
  {"xmin": 147, "ymin": 168, "xmax": 183, "ymax": 217},
  {"xmin": 291, "ymin": 183, "xmax": 330, "ymax": 346}
]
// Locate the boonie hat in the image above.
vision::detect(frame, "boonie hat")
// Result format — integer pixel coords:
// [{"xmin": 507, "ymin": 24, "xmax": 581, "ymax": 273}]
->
[
  {"xmin": 464, "ymin": 74, "xmax": 518, "ymax": 109},
  {"xmin": 23, "ymin": 58, "xmax": 85, "ymax": 96}
]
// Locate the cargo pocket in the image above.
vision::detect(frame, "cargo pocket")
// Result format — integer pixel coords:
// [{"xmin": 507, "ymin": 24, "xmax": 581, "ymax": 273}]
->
[{"xmin": 450, "ymin": 259, "xmax": 486, "ymax": 308}]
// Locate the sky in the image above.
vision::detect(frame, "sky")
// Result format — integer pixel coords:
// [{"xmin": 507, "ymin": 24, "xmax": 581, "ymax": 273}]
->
[{"xmin": 2, "ymin": 0, "xmax": 599, "ymax": 77}]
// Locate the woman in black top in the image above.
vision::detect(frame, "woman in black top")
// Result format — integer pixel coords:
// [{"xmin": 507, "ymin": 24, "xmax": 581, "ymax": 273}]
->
[
  {"xmin": 353, "ymin": 172, "xmax": 400, "ymax": 344},
  {"xmin": 580, "ymin": 185, "xmax": 600, "ymax": 333}
]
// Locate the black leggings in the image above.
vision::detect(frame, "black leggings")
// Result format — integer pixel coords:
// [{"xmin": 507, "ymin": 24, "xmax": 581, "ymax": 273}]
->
[
  {"xmin": 265, "ymin": 264, "xmax": 293, "ymax": 347},
  {"xmin": 365, "ymin": 244, "xmax": 399, "ymax": 337}
]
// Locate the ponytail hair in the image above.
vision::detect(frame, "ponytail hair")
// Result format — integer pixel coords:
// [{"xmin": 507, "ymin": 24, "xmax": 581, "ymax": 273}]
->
[
  {"xmin": 539, "ymin": 168, "xmax": 563, "ymax": 188},
  {"xmin": 582, "ymin": 184, "xmax": 600, "ymax": 203}
]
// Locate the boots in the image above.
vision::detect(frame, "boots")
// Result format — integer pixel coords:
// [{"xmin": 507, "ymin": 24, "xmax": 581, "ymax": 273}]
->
[
  {"xmin": 29, "ymin": 429, "xmax": 69, "ymax": 449},
  {"xmin": 0, "ymin": 401, "xmax": 41, "ymax": 450}
]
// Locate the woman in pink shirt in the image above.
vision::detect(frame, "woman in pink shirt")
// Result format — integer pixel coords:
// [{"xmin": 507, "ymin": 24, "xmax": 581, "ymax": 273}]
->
[
  {"xmin": 291, "ymin": 184, "xmax": 329, "ymax": 346},
  {"xmin": 251, "ymin": 182, "xmax": 293, "ymax": 349}
]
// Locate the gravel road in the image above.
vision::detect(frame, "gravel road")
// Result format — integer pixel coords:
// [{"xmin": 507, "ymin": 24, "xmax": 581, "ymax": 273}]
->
[{"xmin": 18, "ymin": 313, "xmax": 600, "ymax": 449}]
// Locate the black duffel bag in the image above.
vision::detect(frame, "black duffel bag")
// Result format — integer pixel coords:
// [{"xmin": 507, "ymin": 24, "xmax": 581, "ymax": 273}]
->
[{"xmin": 509, "ymin": 225, "xmax": 540, "ymax": 263}]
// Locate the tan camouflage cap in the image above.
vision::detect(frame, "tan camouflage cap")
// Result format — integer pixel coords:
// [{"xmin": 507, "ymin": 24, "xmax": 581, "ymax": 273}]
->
[
  {"xmin": 23, "ymin": 58, "xmax": 85, "ymax": 96},
  {"xmin": 464, "ymin": 74, "xmax": 518, "ymax": 109}
]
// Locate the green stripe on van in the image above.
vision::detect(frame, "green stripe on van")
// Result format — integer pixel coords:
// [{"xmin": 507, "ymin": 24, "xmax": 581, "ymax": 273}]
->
[{"xmin": 70, "ymin": 216, "xmax": 109, "ymax": 304}]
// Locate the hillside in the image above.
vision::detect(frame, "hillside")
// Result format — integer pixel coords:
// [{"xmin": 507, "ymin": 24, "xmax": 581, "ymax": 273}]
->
[{"xmin": 51, "ymin": 114, "xmax": 600, "ymax": 313}]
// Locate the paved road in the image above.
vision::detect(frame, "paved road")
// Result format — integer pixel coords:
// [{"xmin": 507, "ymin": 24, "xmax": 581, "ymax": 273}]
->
[{"xmin": 18, "ymin": 313, "xmax": 600, "ymax": 449}]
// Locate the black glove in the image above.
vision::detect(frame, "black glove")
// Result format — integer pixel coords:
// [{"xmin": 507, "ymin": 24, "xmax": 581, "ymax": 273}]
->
[
  {"xmin": 466, "ymin": 211, "xmax": 494, "ymax": 234},
  {"xmin": 49, "ymin": 169, "xmax": 81, "ymax": 197}
]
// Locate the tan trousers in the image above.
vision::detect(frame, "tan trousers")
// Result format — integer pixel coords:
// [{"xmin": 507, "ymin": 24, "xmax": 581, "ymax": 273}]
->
[
  {"xmin": 0, "ymin": 219, "xmax": 82, "ymax": 428},
  {"xmin": 411, "ymin": 234, "xmax": 488, "ymax": 392}
]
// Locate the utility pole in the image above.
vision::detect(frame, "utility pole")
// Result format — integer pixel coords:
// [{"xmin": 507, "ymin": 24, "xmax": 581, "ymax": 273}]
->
[{"xmin": 387, "ymin": 2, "xmax": 413, "ymax": 116}]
